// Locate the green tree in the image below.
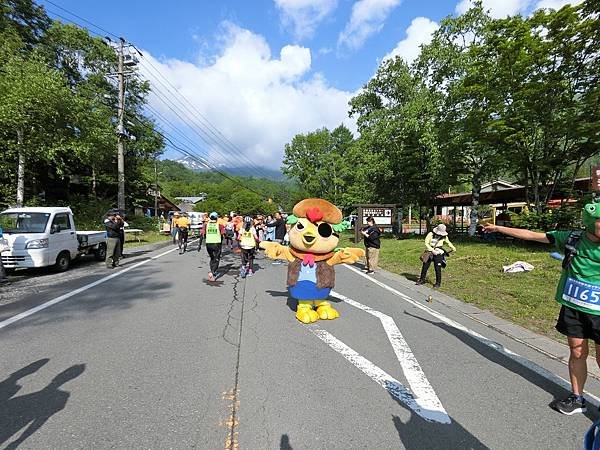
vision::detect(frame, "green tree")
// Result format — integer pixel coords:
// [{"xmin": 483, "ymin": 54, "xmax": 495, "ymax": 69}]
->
[
  {"xmin": 349, "ymin": 57, "xmax": 449, "ymax": 217},
  {"xmin": 0, "ymin": 50, "xmax": 73, "ymax": 206}
]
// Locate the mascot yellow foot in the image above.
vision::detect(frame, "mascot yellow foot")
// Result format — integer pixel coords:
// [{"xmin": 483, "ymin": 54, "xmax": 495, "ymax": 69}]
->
[
  {"xmin": 315, "ymin": 300, "xmax": 339, "ymax": 320},
  {"xmin": 296, "ymin": 302, "xmax": 319, "ymax": 323},
  {"xmin": 296, "ymin": 300, "xmax": 339, "ymax": 323}
]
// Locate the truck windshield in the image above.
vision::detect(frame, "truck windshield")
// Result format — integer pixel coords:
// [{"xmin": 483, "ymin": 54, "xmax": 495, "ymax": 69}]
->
[{"xmin": 0, "ymin": 212, "xmax": 51, "ymax": 234}]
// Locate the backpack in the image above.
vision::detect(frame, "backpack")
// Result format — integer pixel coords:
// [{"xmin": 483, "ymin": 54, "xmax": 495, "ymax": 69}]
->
[{"xmin": 562, "ymin": 230, "xmax": 583, "ymax": 270}]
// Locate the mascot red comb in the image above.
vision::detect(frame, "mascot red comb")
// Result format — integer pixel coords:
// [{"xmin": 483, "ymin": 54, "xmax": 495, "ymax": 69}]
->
[{"xmin": 260, "ymin": 199, "xmax": 365, "ymax": 323}]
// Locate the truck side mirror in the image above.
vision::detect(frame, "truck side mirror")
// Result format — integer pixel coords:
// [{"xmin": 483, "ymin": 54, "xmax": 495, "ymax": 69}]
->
[{"xmin": 51, "ymin": 224, "xmax": 60, "ymax": 234}]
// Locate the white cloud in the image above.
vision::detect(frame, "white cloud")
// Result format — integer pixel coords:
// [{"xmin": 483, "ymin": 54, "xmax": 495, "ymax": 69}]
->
[
  {"xmin": 455, "ymin": 0, "xmax": 533, "ymax": 18},
  {"xmin": 338, "ymin": 0, "xmax": 402, "ymax": 51},
  {"xmin": 140, "ymin": 23, "xmax": 354, "ymax": 169},
  {"xmin": 383, "ymin": 17, "xmax": 439, "ymax": 64},
  {"xmin": 274, "ymin": 0, "xmax": 338, "ymax": 40},
  {"xmin": 533, "ymin": 0, "xmax": 583, "ymax": 10}
]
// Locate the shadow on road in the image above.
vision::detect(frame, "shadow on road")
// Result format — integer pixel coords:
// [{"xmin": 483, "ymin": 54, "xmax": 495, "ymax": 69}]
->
[
  {"xmin": 400, "ymin": 272, "xmax": 419, "ymax": 282},
  {"xmin": 391, "ymin": 411, "xmax": 489, "ymax": 450},
  {"xmin": 280, "ymin": 434, "xmax": 293, "ymax": 449},
  {"xmin": 265, "ymin": 290, "xmax": 343, "ymax": 313},
  {"xmin": 4, "ymin": 274, "xmax": 173, "ymax": 329},
  {"xmin": 404, "ymin": 311, "xmax": 599, "ymax": 422},
  {"xmin": 0, "ymin": 362, "xmax": 85, "ymax": 449}
]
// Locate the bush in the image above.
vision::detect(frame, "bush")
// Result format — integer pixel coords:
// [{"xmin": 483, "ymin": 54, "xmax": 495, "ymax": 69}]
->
[
  {"xmin": 127, "ymin": 216, "xmax": 157, "ymax": 231},
  {"xmin": 55, "ymin": 196, "xmax": 113, "ymax": 230},
  {"xmin": 508, "ymin": 207, "xmax": 580, "ymax": 231}
]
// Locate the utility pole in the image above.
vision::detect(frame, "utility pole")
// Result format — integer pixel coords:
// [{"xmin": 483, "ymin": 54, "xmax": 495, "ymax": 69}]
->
[
  {"xmin": 116, "ymin": 37, "xmax": 126, "ymax": 211},
  {"xmin": 154, "ymin": 162, "xmax": 159, "ymax": 231}
]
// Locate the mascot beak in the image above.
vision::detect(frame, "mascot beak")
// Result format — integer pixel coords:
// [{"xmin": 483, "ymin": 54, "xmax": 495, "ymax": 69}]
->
[{"xmin": 302, "ymin": 229, "xmax": 317, "ymax": 247}]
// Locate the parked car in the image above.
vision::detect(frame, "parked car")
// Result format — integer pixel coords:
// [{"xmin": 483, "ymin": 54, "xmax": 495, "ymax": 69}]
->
[
  {"xmin": 343, "ymin": 215, "xmax": 357, "ymax": 228},
  {"xmin": 0, "ymin": 207, "xmax": 107, "ymax": 272}
]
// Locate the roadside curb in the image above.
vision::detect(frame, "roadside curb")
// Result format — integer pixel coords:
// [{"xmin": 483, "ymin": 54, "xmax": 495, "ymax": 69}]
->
[{"xmin": 374, "ymin": 266, "xmax": 600, "ymax": 380}]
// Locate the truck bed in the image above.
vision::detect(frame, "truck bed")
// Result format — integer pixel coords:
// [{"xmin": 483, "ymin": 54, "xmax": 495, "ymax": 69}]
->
[{"xmin": 77, "ymin": 231, "xmax": 106, "ymax": 247}]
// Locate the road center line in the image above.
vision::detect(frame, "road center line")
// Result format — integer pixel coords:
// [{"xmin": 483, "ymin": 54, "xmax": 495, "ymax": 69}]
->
[
  {"xmin": 309, "ymin": 327, "xmax": 451, "ymax": 423},
  {"xmin": 343, "ymin": 264, "xmax": 600, "ymax": 405},
  {"xmin": 330, "ymin": 290, "xmax": 449, "ymax": 422},
  {"xmin": 0, "ymin": 244, "xmax": 183, "ymax": 331}
]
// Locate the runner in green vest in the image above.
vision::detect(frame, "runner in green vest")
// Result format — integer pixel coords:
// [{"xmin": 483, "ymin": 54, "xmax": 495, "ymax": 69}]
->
[
  {"xmin": 484, "ymin": 201, "xmax": 600, "ymax": 415},
  {"xmin": 202, "ymin": 212, "xmax": 225, "ymax": 282}
]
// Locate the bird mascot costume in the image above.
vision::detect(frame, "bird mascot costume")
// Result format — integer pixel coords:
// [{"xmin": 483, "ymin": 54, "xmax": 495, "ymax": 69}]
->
[{"xmin": 260, "ymin": 199, "xmax": 365, "ymax": 323}]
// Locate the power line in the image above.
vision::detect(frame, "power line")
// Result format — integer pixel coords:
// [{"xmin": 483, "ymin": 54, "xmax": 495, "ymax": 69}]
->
[
  {"xmin": 133, "ymin": 61, "xmax": 277, "ymax": 180},
  {"xmin": 42, "ymin": 0, "xmax": 278, "ymax": 181},
  {"xmin": 39, "ymin": 0, "xmax": 281, "ymax": 199},
  {"xmin": 134, "ymin": 54, "xmax": 274, "ymax": 178},
  {"xmin": 42, "ymin": 0, "xmax": 120, "ymax": 40}
]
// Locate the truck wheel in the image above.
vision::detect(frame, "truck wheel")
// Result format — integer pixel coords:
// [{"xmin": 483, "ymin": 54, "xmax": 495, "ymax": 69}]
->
[
  {"xmin": 94, "ymin": 243, "xmax": 107, "ymax": 261},
  {"xmin": 54, "ymin": 251, "xmax": 71, "ymax": 272}
]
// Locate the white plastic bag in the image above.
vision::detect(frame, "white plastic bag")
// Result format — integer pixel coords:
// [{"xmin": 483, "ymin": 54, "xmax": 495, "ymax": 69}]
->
[{"xmin": 503, "ymin": 261, "xmax": 534, "ymax": 273}]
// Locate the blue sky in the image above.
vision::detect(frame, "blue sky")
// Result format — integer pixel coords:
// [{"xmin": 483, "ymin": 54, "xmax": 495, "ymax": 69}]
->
[{"xmin": 39, "ymin": 0, "xmax": 581, "ymax": 170}]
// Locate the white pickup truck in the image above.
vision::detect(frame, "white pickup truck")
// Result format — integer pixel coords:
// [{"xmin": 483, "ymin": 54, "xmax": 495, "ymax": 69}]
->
[{"xmin": 0, "ymin": 207, "xmax": 107, "ymax": 272}]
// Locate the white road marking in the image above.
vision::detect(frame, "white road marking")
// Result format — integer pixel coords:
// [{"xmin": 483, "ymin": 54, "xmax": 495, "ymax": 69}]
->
[
  {"xmin": 330, "ymin": 290, "xmax": 449, "ymax": 423},
  {"xmin": 343, "ymin": 264, "xmax": 600, "ymax": 405},
  {"xmin": 309, "ymin": 328, "xmax": 451, "ymax": 423},
  {"xmin": 0, "ymin": 244, "xmax": 184, "ymax": 331}
]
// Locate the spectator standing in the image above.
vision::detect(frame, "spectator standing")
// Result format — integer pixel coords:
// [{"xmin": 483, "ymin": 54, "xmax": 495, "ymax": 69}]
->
[
  {"xmin": 416, "ymin": 224, "xmax": 456, "ymax": 288},
  {"xmin": 105, "ymin": 213, "xmax": 123, "ymax": 269},
  {"xmin": 268, "ymin": 212, "xmax": 287, "ymax": 264},
  {"xmin": 361, "ymin": 217, "xmax": 381, "ymax": 274},
  {"xmin": 117, "ymin": 214, "xmax": 127, "ymax": 257},
  {"xmin": 265, "ymin": 214, "xmax": 275, "ymax": 242}
]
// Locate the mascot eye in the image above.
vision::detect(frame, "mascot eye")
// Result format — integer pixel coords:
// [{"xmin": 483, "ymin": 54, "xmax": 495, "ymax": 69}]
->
[
  {"xmin": 318, "ymin": 223, "xmax": 333, "ymax": 238},
  {"xmin": 296, "ymin": 222, "xmax": 304, "ymax": 230},
  {"xmin": 590, "ymin": 205, "xmax": 596, "ymax": 212}
]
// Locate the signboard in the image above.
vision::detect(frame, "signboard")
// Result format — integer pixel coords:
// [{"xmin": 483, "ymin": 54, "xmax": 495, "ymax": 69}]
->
[
  {"xmin": 361, "ymin": 207, "xmax": 393, "ymax": 225},
  {"xmin": 354, "ymin": 204, "xmax": 399, "ymax": 243},
  {"xmin": 593, "ymin": 166, "xmax": 600, "ymax": 192}
]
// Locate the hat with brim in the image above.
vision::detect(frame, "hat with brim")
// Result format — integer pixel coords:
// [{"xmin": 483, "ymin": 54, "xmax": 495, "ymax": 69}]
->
[
  {"xmin": 432, "ymin": 224, "xmax": 448, "ymax": 236},
  {"xmin": 293, "ymin": 198, "xmax": 342, "ymax": 224}
]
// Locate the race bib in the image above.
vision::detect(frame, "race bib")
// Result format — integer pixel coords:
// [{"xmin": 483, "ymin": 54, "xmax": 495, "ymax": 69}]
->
[{"xmin": 563, "ymin": 277, "xmax": 600, "ymax": 311}]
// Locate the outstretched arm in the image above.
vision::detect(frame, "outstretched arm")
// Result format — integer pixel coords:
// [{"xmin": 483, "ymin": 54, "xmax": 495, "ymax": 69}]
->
[
  {"xmin": 259, "ymin": 241, "xmax": 295, "ymax": 262},
  {"xmin": 327, "ymin": 247, "xmax": 365, "ymax": 266},
  {"xmin": 483, "ymin": 224, "xmax": 550, "ymax": 243}
]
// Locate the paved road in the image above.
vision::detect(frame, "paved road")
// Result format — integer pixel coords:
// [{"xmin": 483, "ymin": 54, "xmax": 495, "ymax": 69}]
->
[{"xmin": 1, "ymin": 242, "xmax": 599, "ymax": 449}]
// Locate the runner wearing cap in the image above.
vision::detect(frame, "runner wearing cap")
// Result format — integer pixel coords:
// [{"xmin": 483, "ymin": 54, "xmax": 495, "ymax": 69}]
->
[{"xmin": 416, "ymin": 223, "xmax": 456, "ymax": 288}]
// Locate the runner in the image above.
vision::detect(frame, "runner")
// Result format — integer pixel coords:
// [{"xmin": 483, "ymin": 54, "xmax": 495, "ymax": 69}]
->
[
  {"xmin": 202, "ymin": 212, "xmax": 225, "ymax": 282},
  {"xmin": 484, "ymin": 201, "xmax": 600, "ymax": 415},
  {"xmin": 224, "ymin": 216, "xmax": 235, "ymax": 250},
  {"xmin": 175, "ymin": 213, "xmax": 191, "ymax": 254},
  {"xmin": 238, "ymin": 216, "xmax": 258, "ymax": 278}
]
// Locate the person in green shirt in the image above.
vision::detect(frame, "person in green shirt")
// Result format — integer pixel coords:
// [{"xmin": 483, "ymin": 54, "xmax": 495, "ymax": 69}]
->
[{"xmin": 484, "ymin": 202, "xmax": 600, "ymax": 415}]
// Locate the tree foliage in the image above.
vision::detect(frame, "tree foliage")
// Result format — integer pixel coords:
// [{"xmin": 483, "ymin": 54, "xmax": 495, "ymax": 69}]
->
[{"xmin": 0, "ymin": 0, "xmax": 163, "ymax": 209}]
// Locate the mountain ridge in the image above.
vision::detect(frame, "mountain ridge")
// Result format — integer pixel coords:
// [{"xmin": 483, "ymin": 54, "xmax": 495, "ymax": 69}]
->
[{"xmin": 172, "ymin": 156, "xmax": 285, "ymax": 181}]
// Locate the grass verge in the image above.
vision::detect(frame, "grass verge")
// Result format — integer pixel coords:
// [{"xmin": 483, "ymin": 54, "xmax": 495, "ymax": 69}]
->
[
  {"xmin": 339, "ymin": 232, "xmax": 566, "ymax": 343},
  {"xmin": 123, "ymin": 231, "xmax": 171, "ymax": 248}
]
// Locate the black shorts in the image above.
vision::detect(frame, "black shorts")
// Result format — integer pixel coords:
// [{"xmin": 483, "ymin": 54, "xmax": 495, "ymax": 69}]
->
[{"xmin": 555, "ymin": 305, "xmax": 600, "ymax": 344}]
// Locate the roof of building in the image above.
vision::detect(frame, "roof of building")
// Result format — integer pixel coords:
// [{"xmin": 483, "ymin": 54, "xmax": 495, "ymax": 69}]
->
[
  {"xmin": 175, "ymin": 196, "xmax": 205, "ymax": 204},
  {"xmin": 433, "ymin": 178, "xmax": 591, "ymax": 206}
]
